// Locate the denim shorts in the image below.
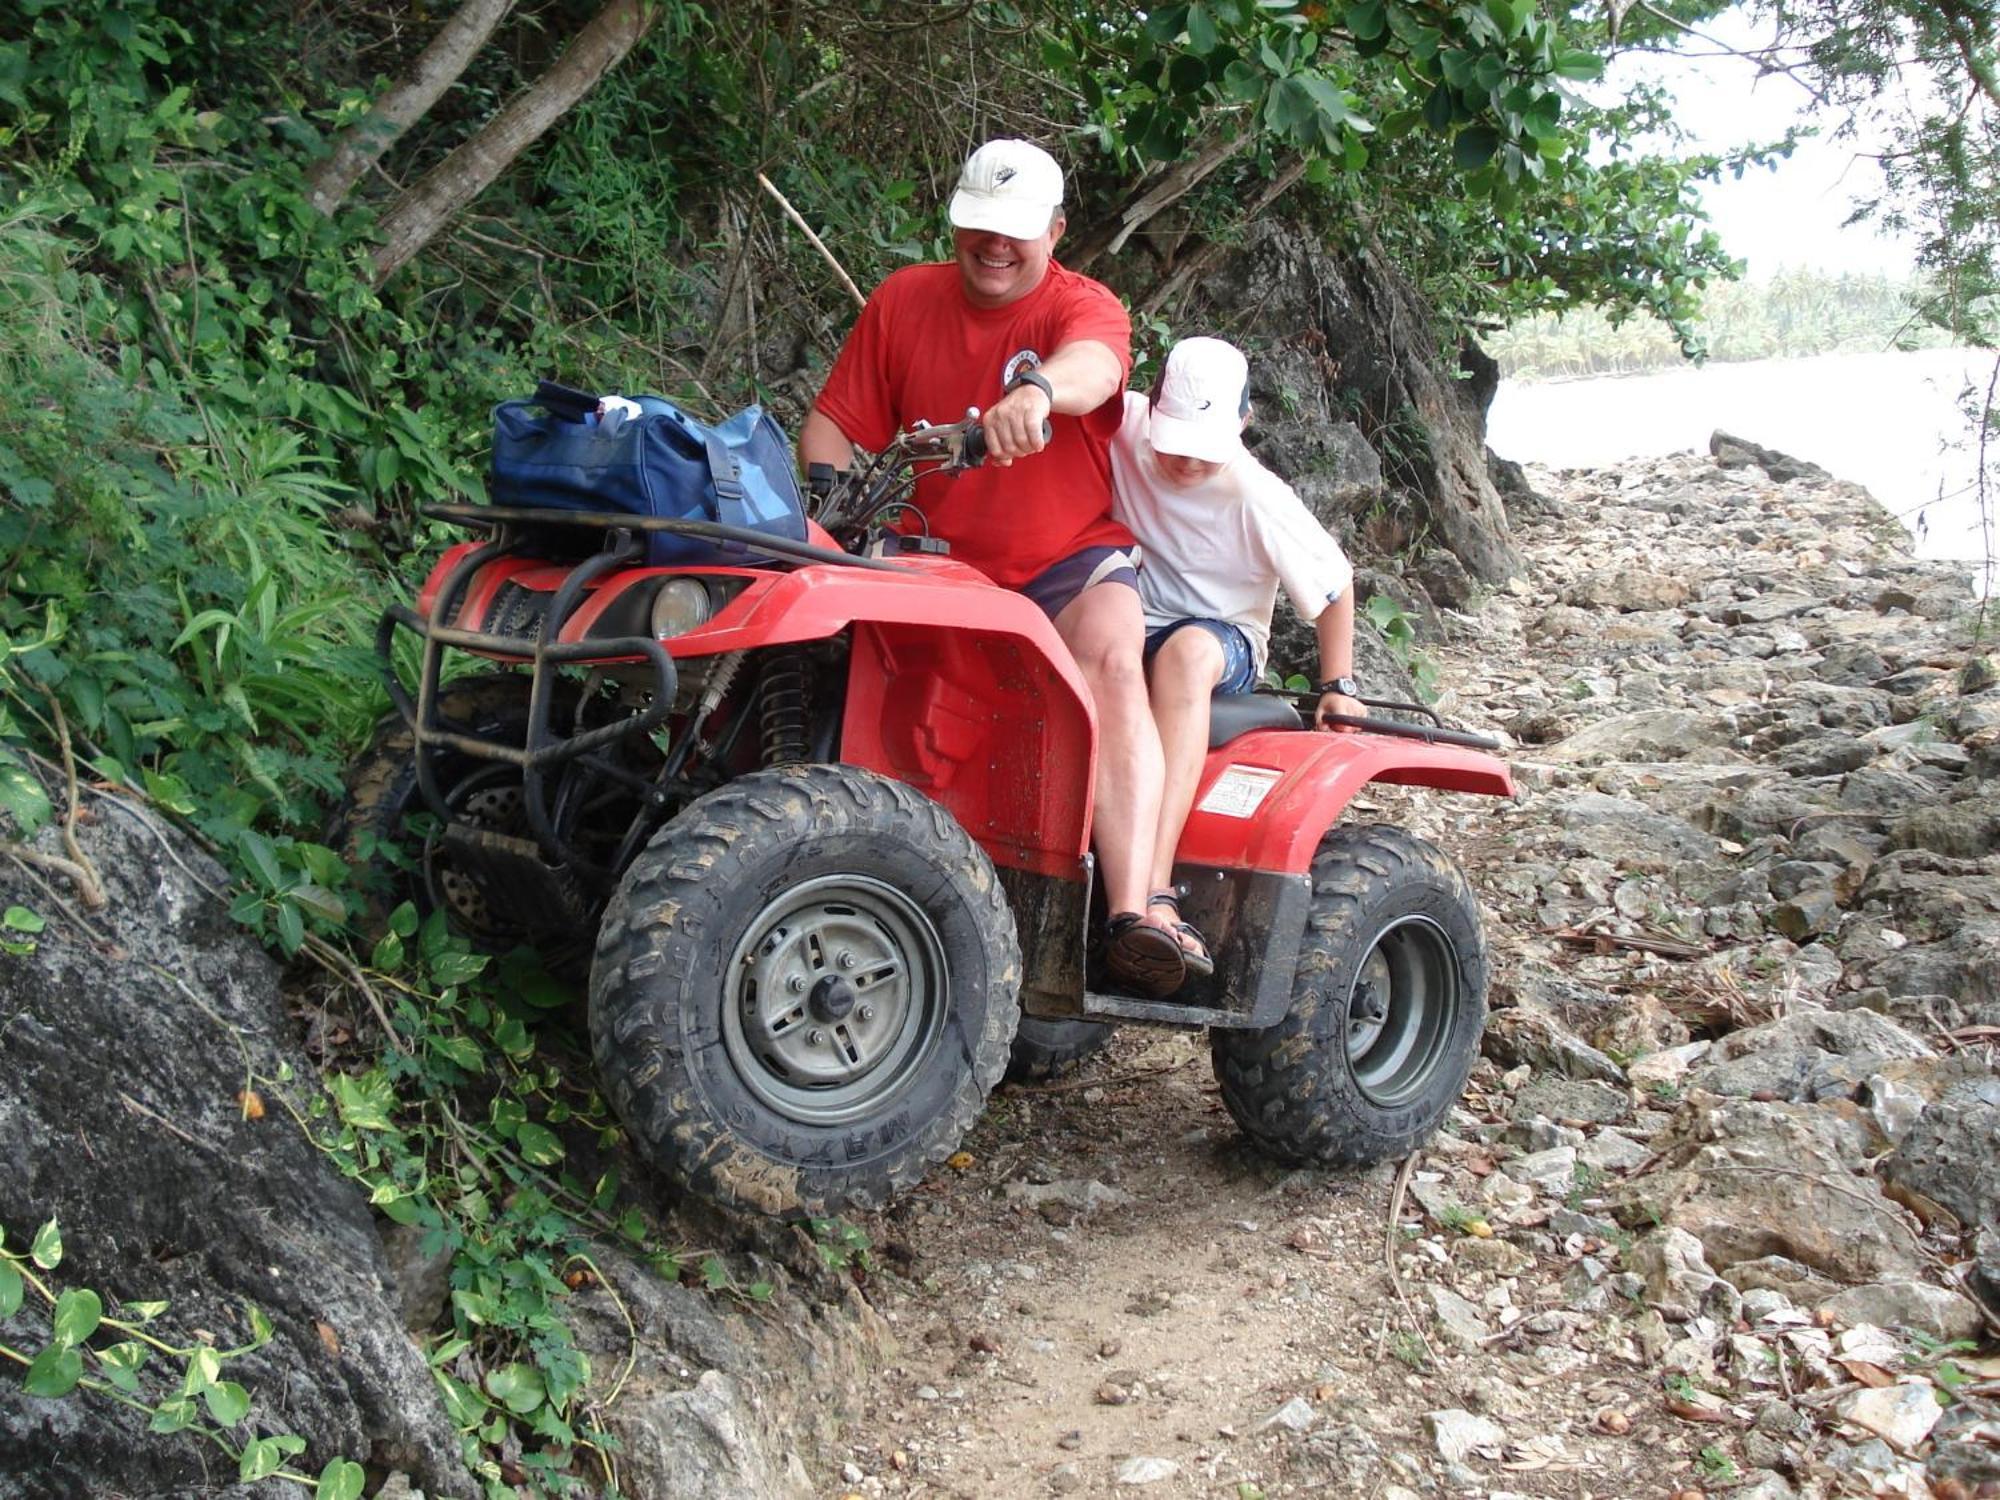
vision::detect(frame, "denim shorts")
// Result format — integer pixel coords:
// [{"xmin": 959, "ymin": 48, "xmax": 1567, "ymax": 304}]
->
[
  {"xmin": 1018, "ymin": 545, "xmax": 1141, "ymax": 621},
  {"xmin": 1144, "ymin": 617, "xmax": 1258, "ymax": 695}
]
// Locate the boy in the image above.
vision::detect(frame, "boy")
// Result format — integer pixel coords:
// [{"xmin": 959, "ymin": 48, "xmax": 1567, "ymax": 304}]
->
[{"xmin": 1110, "ymin": 337, "xmax": 1365, "ymax": 979}]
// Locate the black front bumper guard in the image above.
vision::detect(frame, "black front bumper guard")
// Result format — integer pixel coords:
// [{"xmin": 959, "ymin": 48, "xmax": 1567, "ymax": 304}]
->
[{"xmin": 377, "ymin": 506, "xmax": 911, "ymax": 883}]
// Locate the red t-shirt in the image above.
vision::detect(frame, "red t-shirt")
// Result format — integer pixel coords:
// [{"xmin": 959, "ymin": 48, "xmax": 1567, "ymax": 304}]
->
[{"xmin": 813, "ymin": 260, "xmax": 1134, "ymax": 588}]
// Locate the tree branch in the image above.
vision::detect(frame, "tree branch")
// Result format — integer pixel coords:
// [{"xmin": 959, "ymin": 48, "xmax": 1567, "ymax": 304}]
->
[{"xmin": 369, "ymin": 0, "xmax": 655, "ymax": 285}]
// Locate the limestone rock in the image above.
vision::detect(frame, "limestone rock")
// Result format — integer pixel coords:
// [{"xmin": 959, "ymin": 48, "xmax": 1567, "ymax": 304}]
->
[
  {"xmin": 0, "ymin": 805, "xmax": 472, "ymax": 1497},
  {"xmin": 1818, "ymin": 1279, "xmax": 1987, "ymax": 1342},
  {"xmin": 1689, "ymin": 1006, "xmax": 1932, "ymax": 1103}
]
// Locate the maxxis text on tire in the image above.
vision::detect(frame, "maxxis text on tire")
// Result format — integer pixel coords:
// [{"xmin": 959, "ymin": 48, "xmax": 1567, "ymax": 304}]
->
[
  {"xmin": 1005, "ymin": 1016, "xmax": 1114, "ymax": 1084},
  {"xmin": 1211, "ymin": 823, "xmax": 1487, "ymax": 1167},
  {"xmin": 590, "ymin": 763, "xmax": 1022, "ymax": 1217}
]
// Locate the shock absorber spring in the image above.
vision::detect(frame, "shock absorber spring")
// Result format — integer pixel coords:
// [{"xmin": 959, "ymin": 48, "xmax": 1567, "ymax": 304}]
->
[{"xmin": 759, "ymin": 647, "xmax": 811, "ymax": 766}]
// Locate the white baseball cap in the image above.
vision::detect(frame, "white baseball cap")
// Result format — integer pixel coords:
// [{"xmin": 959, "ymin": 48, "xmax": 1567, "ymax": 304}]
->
[
  {"xmin": 948, "ymin": 139, "xmax": 1065, "ymax": 241},
  {"xmin": 1149, "ymin": 337, "xmax": 1250, "ymax": 464}
]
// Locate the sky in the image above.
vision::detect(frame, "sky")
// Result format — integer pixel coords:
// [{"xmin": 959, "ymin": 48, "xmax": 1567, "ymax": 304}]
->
[{"xmin": 1600, "ymin": 11, "xmax": 1923, "ymax": 279}]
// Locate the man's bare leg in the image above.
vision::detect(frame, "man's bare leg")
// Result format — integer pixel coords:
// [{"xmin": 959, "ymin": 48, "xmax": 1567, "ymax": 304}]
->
[{"xmin": 1052, "ymin": 581, "xmax": 1166, "ymax": 928}]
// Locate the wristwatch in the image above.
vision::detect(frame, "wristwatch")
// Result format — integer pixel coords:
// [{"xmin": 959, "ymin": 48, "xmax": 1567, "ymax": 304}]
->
[
  {"xmin": 1315, "ymin": 676, "xmax": 1360, "ymax": 698},
  {"xmin": 1006, "ymin": 369, "xmax": 1055, "ymax": 405}
]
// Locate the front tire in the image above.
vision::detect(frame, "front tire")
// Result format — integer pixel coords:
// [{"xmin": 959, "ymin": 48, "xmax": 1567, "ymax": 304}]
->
[
  {"xmin": 1211, "ymin": 824, "xmax": 1487, "ymax": 1166},
  {"xmin": 591, "ymin": 764, "xmax": 1021, "ymax": 1216}
]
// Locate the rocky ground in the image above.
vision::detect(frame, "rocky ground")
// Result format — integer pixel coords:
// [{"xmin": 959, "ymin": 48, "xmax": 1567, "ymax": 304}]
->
[{"xmin": 831, "ymin": 444, "xmax": 2000, "ymax": 1499}]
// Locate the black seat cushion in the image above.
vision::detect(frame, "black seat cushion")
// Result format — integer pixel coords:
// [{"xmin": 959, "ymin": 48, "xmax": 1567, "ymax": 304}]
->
[{"xmin": 1208, "ymin": 692, "xmax": 1302, "ymax": 748}]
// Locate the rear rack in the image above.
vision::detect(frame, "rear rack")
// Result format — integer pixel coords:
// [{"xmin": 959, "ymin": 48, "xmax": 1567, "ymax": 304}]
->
[{"xmin": 1303, "ymin": 694, "xmax": 1502, "ymax": 752}]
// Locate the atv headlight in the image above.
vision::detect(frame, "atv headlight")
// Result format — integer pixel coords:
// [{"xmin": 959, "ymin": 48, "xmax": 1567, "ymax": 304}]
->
[{"xmin": 649, "ymin": 577, "xmax": 715, "ymax": 639}]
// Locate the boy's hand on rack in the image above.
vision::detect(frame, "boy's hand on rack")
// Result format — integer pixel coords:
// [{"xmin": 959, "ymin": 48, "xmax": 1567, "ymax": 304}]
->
[{"xmin": 1316, "ymin": 692, "xmax": 1366, "ymax": 732}]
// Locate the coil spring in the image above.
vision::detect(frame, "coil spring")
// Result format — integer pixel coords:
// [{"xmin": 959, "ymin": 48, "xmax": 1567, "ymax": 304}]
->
[{"xmin": 759, "ymin": 648, "xmax": 810, "ymax": 765}]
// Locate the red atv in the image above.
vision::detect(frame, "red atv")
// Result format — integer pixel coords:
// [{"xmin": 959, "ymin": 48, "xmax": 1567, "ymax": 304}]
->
[{"xmin": 345, "ymin": 391, "xmax": 1513, "ymax": 1217}]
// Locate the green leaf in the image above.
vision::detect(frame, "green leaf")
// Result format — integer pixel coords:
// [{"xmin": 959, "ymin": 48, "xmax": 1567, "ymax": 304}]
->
[
  {"xmin": 2, "ymin": 905, "xmax": 45, "ymax": 934},
  {"xmin": 514, "ymin": 1123, "xmax": 564, "ymax": 1166},
  {"xmin": 0, "ymin": 1259, "xmax": 21, "ymax": 1319},
  {"xmin": 150, "ymin": 1397, "xmax": 197, "ymax": 1432},
  {"xmin": 203, "ymin": 1378, "xmax": 251, "ymax": 1426},
  {"xmin": 388, "ymin": 901, "xmax": 419, "ymax": 938},
  {"xmin": 276, "ymin": 900, "xmax": 305, "ymax": 955},
  {"xmin": 1344, "ymin": 0, "xmax": 1384, "ymax": 41},
  {"xmin": 485, "ymin": 1360, "xmax": 547, "ymax": 1415},
  {"xmin": 97, "ymin": 1341, "xmax": 148, "ymax": 1392},
  {"xmin": 316, "ymin": 1457, "xmax": 367, "ymax": 1500},
  {"xmin": 331, "ymin": 1070, "xmax": 395, "ymax": 1131},
  {"xmin": 0, "ymin": 753, "xmax": 52, "ymax": 839},
  {"xmin": 22, "ymin": 1345, "xmax": 82, "ymax": 1398},
  {"xmin": 1453, "ymin": 124, "xmax": 1500, "ymax": 169},
  {"xmin": 247, "ymin": 1303, "xmax": 274, "ymax": 1345},
  {"xmin": 237, "ymin": 829, "xmax": 283, "ymax": 891},
  {"xmin": 289, "ymin": 884, "xmax": 345, "ymax": 923},
  {"xmin": 431, "ymin": 1033, "xmax": 484, "ymax": 1073},
  {"xmin": 1186, "ymin": 2, "xmax": 1218, "ymax": 54},
  {"xmin": 51, "ymin": 1287, "xmax": 101, "ymax": 1348},
  {"xmin": 371, "ymin": 932, "xmax": 404, "ymax": 971},
  {"xmin": 30, "ymin": 1221, "xmax": 60, "ymax": 1271},
  {"xmin": 239, "ymin": 1434, "xmax": 306, "ymax": 1482},
  {"xmin": 124, "ymin": 1299, "xmax": 169, "ymax": 1322},
  {"xmin": 1423, "ymin": 81, "xmax": 1455, "ymax": 132},
  {"xmin": 183, "ymin": 1345, "xmax": 222, "ymax": 1393},
  {"xmin": 1552, "ymin": 49, "xmax": 1604, "ymax": 81}
]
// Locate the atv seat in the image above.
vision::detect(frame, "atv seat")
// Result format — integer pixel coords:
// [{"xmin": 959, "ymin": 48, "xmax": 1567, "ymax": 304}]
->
[{"xmin": 1208, "ymin": 692, "xmax": 1302, "ymax": 748}]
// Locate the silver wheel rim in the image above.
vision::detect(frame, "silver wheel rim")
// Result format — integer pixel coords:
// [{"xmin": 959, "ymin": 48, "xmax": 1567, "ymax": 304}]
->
[
  {"xmin": 1344, "ymin": 914, "xmax": 1461, "ymax": 1109},
  {"xmin": 721, "ymin": 873, "xmax": 949, "ymax": 1126}
]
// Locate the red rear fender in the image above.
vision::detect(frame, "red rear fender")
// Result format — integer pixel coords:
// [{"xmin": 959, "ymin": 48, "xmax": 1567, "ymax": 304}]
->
[{"xmin": 1176, "ymin": 728, "xmax": 1513, "ymax": 875}]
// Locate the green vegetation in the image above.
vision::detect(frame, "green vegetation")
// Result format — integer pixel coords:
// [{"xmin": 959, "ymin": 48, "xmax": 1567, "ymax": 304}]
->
[
  {"xmin": 0, "ymin": 1219, "xmax": 366, "ymax": 1495},
  {"xmin": 1494, "ymin": 268, "xmax": 1959, "ymax": 380},
  {"xmin": 1, "ymin": 0, "xmax": 1998, "ymax": 1492}
]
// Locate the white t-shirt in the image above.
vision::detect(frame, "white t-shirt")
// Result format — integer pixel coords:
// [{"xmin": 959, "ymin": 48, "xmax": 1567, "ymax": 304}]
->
[{"xmin": 1109, "ymin": 392, "xmax": 1354, "ymax": 676}]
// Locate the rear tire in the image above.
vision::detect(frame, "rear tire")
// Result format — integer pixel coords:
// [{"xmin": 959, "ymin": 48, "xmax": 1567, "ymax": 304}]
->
[
  {"xmin": 1211, "ymin": 824, "xmax": 1487, "ymax": 1166},
  {"xmin": 590, "ymin": 764, "xmax": 1021, "ymax": 1216},
  {"xmin": 1006, "ymin": 1016, "xmax": 1114, "ymax": 1084}
]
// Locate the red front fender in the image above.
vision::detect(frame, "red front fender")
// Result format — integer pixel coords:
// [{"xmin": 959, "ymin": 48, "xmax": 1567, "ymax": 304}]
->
[{"xmin": 1175, "ymin": 728, "xmax": 1513, "ymax": 876}]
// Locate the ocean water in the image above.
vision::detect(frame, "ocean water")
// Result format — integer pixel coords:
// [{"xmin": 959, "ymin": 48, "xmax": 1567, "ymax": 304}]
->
[{"xmin": 1487, "ymin": 347, "xmax": 1996, "ymax": 588}]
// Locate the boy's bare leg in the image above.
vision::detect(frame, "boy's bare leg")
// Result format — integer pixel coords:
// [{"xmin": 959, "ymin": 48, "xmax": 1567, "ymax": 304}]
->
[
  {"xmin": 1144, "ymin": 629, "xmax": 1225, "ymax": 938},
  {"xmin": 1052, "ymin": 581, "xmax": 1167, "ymax": 927}
]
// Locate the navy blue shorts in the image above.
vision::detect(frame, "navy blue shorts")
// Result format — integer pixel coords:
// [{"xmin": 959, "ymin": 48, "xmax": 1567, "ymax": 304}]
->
[
  {"xmin": 1144, "ymin": 617, "xmax": 1258, "ymax": 695},
  {"xmin": 1018, "ymin": 545, "xmax": 1140, "ymax": 621}
]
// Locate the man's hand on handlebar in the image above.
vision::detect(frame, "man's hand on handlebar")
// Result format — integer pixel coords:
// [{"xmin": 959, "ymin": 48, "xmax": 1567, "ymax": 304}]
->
[{"xmin": 980, "ymin": 381, "xmax": 1054, "ymax": 466}]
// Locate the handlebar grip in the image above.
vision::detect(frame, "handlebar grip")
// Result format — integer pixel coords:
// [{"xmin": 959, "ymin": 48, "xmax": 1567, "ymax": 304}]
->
[
  {"xmin": 534, "ymin": 379, "xmax": 600, "ymax": 419},
  {"xmin": 960, "ymin": 419, "xmax": 1054, "ymax": 470}
]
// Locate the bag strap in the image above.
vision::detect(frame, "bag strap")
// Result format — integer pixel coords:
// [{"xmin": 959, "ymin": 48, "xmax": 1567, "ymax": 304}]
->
[{"xmin": 697, "ymin": 426, "xmax": 746, "ymax": 519}]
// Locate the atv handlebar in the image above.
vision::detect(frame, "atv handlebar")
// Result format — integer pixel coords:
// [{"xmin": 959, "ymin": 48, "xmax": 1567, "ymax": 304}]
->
[{"xmin": 818, "ymin": 412, "xmax": 1051, "ymax": 550}]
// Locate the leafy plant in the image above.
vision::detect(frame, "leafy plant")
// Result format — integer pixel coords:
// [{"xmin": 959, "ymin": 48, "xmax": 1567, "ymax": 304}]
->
[
  {"xmin": 1695, "ymin": 1445, "xmax": 1738, "ymax": 1483},
  {"xmin": 1363, "ymin": 593, "xmax": 1443, "ymax": 702},
  {"xmin": 0, "ymin": 1218, "xmax": 366, "ymax": 1496},
  {"xmin": 1, "ymin": 903, "xmax": 43, "ymax": 956}
]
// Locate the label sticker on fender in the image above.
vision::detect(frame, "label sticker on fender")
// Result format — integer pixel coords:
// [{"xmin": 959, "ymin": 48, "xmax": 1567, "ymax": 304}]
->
[{"xmin": 1197, "ymin": 765, "xmax": 1283, "ymax": 818}]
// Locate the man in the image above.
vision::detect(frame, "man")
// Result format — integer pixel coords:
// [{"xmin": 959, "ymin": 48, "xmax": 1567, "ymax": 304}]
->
[{"xmin": 800, "ymin": 139, "xmax": 1185, "ymax": 996}]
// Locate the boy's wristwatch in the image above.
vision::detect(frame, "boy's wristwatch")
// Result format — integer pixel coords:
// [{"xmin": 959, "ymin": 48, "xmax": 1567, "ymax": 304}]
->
[{"xmin": 1315, "ymin": 676, "xmax": 1360, "ymax": 698}]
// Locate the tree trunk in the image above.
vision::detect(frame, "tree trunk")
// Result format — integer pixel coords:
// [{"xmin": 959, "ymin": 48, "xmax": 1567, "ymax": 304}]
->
[
  {"xmin": 369, "ymin": 0, "xmax": 655, "ymax": 285},
  {"xmin": 306, "ymin": 0, "xmax": 519, "ymax": 218}
]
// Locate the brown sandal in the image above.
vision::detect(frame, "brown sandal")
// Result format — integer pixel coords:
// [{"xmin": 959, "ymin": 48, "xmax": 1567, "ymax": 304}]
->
[
  {"xmin": 1104, "ymin": 912, "xmax": 1185, "ymax": 998},
  {"xmin": 1148, "ymin": 890, "xmax": 1214, "ymax": 980}
]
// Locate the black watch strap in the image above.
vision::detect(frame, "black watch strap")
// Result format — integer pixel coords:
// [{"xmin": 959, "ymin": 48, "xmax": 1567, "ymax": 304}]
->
[
  {"xmin": 1315, "ymin": 676, "xmax": 1360, "ymax": 697},
  {"xmin": 1006, "ymin": 369, "xmax": 1055, "ymax": 405}
]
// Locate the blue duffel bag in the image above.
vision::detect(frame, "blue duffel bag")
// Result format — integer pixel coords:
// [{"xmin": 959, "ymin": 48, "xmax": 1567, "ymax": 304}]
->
[{"xmin": 490, "ymin": 387, "xmax": 808, "ymax": 566}]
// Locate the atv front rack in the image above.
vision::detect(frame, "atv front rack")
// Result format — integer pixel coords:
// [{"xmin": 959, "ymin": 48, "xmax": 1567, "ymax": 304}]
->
[{"xmin": 377, "ymin": 528, "xmax": 681, "ymax": 878}]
